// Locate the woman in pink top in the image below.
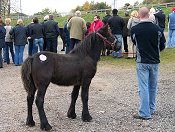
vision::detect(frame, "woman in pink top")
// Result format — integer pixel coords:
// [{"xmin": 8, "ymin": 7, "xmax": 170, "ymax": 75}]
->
[{"xmin": 89, "ymin": 15, "xmax": 104, "ymax": 33}]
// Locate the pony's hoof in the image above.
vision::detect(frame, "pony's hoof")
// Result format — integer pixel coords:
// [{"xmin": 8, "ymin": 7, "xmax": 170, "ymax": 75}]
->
[
  {"xmin": 40, "ymin": 123, "xmax": 52, "ymax": 131},
  {"xmin": 82, "ymin": 114, "xmax": 92, "ymax": 122},
  {"xmin": 67, "ymin": 112, "xmax": 77, "ymax": 119},
  {"xmin": 26, "ymin": 120, "xmax": 35, "ymax": 127}
]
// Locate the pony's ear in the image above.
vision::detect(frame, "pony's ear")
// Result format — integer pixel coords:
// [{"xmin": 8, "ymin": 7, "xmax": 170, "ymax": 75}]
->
[
  {"xmin": 104, "ymin": 24, "xmax": 108, "ymax": 30},
  {"xmin": 103, "ymin": 24, "xmax": 109, "ymax": 33}
]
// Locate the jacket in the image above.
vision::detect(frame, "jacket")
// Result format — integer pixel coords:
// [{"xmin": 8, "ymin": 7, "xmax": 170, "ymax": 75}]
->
[
  {"xmin": 131, "ymin": 21, "xmax": 166, "ymax": 64},
  {"xmin": 154, "ymin": 11, "xmax": 166, "ymax": 28},
  {"xmin": 43, "ymin": 20, "xmax": 60, "ymax": 39},
  {"xmin": 67, "ymin": 16, "xmax": 87, "ymax": 40},
  {"xmin": 168, "ymin": 12, "xmax": 175, "ymax": 30},
  {"xmin": 107, "ymin": 15, "xmax": 125, "ymax": 35},
  {"xmin": 9, "ymin": 24, "xmax": 28, "ymax": 46},
  {"xmin": 88, "ymin": 20, "xmax": 104, "ymax": 33},
  {"xmin": 0, "ymin": 25, "xmax": 6, "ymax": 48},
  {"xmin": 4, "ymin": 25, "xmax": 13, "ymax": 42}
]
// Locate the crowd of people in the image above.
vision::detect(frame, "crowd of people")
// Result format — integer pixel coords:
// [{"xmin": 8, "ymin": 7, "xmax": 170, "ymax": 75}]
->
[{"xmin": 0, "ymin": 6, "xmax": 174, "ymax": 68}]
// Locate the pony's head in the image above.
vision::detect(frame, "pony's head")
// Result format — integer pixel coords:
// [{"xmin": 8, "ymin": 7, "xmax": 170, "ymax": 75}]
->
[{"xmin": 97, "ymin": 24, "xmax": 121, "ymax": 51}]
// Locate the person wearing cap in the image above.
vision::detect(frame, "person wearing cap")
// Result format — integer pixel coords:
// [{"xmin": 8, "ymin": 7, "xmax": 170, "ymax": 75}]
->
[
  {"xmin": 167, "ymin": 7, "xmax": 175, "ymax": 48},
  {"xmin": 130, "ymin": 7, "xmax": 165, "ymax": 120},
  {"xmin": 107, "ymin": 9, "xmax": 125, "ymax": 58},
  {"xmin": 154, "ymin": 6, "xmax": 166, "ymax": 32},
  {"xmin": 43, "ymin": 15, "xmax": 60, "ymax": 53},
  {"xmin": 67, "ymin": 10, "xmax": 87, "ymax": 51}
]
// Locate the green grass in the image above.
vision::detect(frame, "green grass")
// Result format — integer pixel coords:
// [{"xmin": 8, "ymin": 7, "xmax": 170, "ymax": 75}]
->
[{"xmin": 99, "ymin": 48, "xmax": 175, "ymax": 67}]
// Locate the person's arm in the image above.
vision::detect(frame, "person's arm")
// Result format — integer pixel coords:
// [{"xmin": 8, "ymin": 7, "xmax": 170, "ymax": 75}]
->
[
  {"xmin": 130, "ymin": 28, "xmax": 136, "ymax": 45},
  {"xmin": 159, "ymin": 32, "xmax": 166, "ymax": 51},
  {"xmin": 55, "ymin": 24, "xmax": 60, "ymax": 36}
]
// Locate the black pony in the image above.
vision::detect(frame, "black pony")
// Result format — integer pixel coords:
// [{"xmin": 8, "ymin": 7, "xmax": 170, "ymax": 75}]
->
[{"xmin": 21, "ymin": 24, "xmax": 120, "ymax": 131}]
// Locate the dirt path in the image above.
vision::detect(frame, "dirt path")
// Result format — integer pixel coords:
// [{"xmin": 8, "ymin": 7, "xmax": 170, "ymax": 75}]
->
[
  {"xmin": 0, "ymin": 35, "xmax": 175, "ymax": 131},
  {"xmin": 0, "ymin": 58, "xmax": 175, "ymax": 132}
]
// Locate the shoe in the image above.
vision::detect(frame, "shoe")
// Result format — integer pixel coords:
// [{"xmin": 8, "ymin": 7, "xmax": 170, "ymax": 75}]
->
[
  {"xmin": 133, "ymin": 114, "xmax": 151, "ymax": 120},
  {"xmin": 61, "ymin": 49, "xmax": 65, "ymax": 51},
  {"xmin": 0, "ymin": 66, "xmax": 3, "ymax": 68},
  {"xmin": 112, "ymin": 51, "xmax": 117, "ymax": 58}
]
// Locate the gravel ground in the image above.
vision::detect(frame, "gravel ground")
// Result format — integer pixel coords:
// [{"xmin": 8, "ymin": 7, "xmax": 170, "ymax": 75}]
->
[{"xmin": 0, "ymin": 37, "xmax": 175, "ymax": 132}]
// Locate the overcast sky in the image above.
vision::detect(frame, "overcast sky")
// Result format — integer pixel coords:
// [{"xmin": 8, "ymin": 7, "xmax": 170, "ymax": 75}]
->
[{"xmin": 20, "ymin": 0, "xmax": 143, "ymax": 15}]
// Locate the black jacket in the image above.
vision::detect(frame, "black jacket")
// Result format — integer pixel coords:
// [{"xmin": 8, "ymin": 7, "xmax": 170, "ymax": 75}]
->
[
  {"xmin": 9, "ymin": 24, "xmax": 28, "ymax": 46},
  {"xmin": 131, "ymin": 21, "xmax": 165, "ymax": 64},
  {"xmin": 154, "ymin": 11, "xmax": 166, "ymax": 28},
  {"xmin": 107, "ymin": 15, "xmax": 125, "ymax": 35},
  {"xmin": 43, "ymin": 20, "xmax": 60, "ymax": 39},
  {"xmin": 30, "ymin": 23, "xmax": 44, "ymax": 39}
]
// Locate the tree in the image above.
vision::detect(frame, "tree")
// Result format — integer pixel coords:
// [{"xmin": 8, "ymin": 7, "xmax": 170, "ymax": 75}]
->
[{"xmin": 82, "ymin": 1, "xmax": 91, "ymax": 11}]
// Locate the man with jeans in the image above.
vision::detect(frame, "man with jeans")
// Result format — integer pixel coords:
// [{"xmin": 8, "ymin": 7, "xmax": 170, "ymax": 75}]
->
[
  {"xmin": 108, "ymin": 9, "xmax": 125, "ymax": 58},
  {"xmin": 130, "ymin": 7, "xmax": 165, "ymax": 120}
]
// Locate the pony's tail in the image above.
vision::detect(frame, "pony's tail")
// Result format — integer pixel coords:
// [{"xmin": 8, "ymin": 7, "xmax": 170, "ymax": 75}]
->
[{"xmin": 21, "ymin": 57, "xmax": 35, "ymax": 97}]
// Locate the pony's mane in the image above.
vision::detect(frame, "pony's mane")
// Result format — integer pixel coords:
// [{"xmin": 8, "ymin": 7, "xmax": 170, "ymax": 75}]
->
[{"xmin": 69, "ymin": 32, "xmax": 96, "ymax": 56}]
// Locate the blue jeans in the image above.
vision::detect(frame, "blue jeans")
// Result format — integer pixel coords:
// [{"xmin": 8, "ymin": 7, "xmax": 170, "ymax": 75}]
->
[
  {"xmin": 136, "ymin": 63, "xmax": 159, "ymax": 118},
  {"xmin": 33, "ymin": 38, "xmax": 44, "ymax": 54},
  {"xmin": 2, "ymin": 48, "xmax": 6, "ymax": 62},
  {"xmin": 5, "ymin": 42, "xmax": 15, "ymax": 64},
  {"xmin": 167, "ymin": 29, "xmax": 175, "ymax": 48},
  {"xmin": 0, "ymin": 48, "xmax": 3, "ymax": 67},
  {"xmin": 113, "ymin": 34, "xmax": 123, "ymax": 58},
  {"xmin": 14, "ymin": 45, "xmax": 25, "ymax": 65}
]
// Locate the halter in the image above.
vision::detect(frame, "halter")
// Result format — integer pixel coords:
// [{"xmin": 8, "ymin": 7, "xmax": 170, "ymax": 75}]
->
[{"xmin": 96, "ymin": 32, "xmax": 117, "ymax": 48}]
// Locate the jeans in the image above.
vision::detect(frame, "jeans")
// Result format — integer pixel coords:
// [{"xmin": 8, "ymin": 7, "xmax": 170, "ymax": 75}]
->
[
  {"xmin": 2, "ymin": 48, "xmax": 6, "ymax": 62},
  {"xmin": 167, "ymin": 29, "xmax": 175, "ymax": 48},
  {"xmin": 28, "ymin": 39, "xmax": 33, "ymax": 56},
  {"xmin": 136, "ymin": 63, "xmax": 159, "ymax": 118},
  {"xmin": 0, "ymin": 48, "xmax": 3, "ymax": 67},
  {"xmin": 5, "ymin": 42, "xmax": 15, "ymax": 64},
  {"xmin": 14, "ymin": 45, "xmax": 25, "ymax": 65},
  {"xmin": 113, "ymin": 34, "xmax": 123, "ymax": 58},
  {"xmin": 45, "ymin": 38, "xmax": 58, "ymax": 53},
  {"xmin": 33, "ymin": 38, "xmax": 44, "ymax": 54}
]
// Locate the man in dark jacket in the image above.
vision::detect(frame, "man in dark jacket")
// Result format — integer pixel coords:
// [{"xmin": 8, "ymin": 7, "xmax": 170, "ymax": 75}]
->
[
  {"xmin": 108, "ymin": 9, "xmax": 125, "ymax": 58},
  {"xmin": 43, "ymin": 15, "xmax": 60, "ymax": 53},
  {"xmin": 131, "ymin": 7, "xmax": 165, "ymax": 120},
  {"xmin": 154, "ymin": 7, "xmax": 166, "ymax": 33},
  {"xmin": 122, "ymin": 11, "xmax": 130, "ymax": 53}
]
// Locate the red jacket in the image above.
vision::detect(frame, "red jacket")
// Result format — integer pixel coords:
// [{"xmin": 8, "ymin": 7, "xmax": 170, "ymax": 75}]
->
[{"xmin": 89, "ymin": 20, "xmax": 104, "ymax": 33}]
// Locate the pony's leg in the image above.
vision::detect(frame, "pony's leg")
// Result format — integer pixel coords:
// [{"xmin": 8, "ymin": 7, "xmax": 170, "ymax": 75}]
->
[
  {"xmin": 81, "ymin": 79, "xmax": 92, "ymax": 122},
  {"xmin": 26, "ymin": 94, "xmax": 36, "ymax": 127},
  {"xmin": 35, "ymin": 88, "xmax": 52, "ymax": 131},
  {"xmin": 67, "ymin": 85, "xmax": 80, "ymax": 119}
]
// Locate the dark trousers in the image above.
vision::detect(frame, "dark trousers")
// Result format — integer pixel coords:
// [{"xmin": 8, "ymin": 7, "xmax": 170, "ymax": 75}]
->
[
  {"xmin": 5, "ymin": 42, "xmax": 15, "ymax": 64},
  {"xmin": 45, "ymin": 38, "xmax": 58, "ymax": 53},
  {"xmin": 28, "ymin": 39, "xmax": 33, "ymax": 56},
  {"xmin": 123, "ymin": 36, "xmax": 128, "ymax": 52},
  {"xmin": 69, "ymin": 38, "xmax": 81, "ymax": 51}
]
